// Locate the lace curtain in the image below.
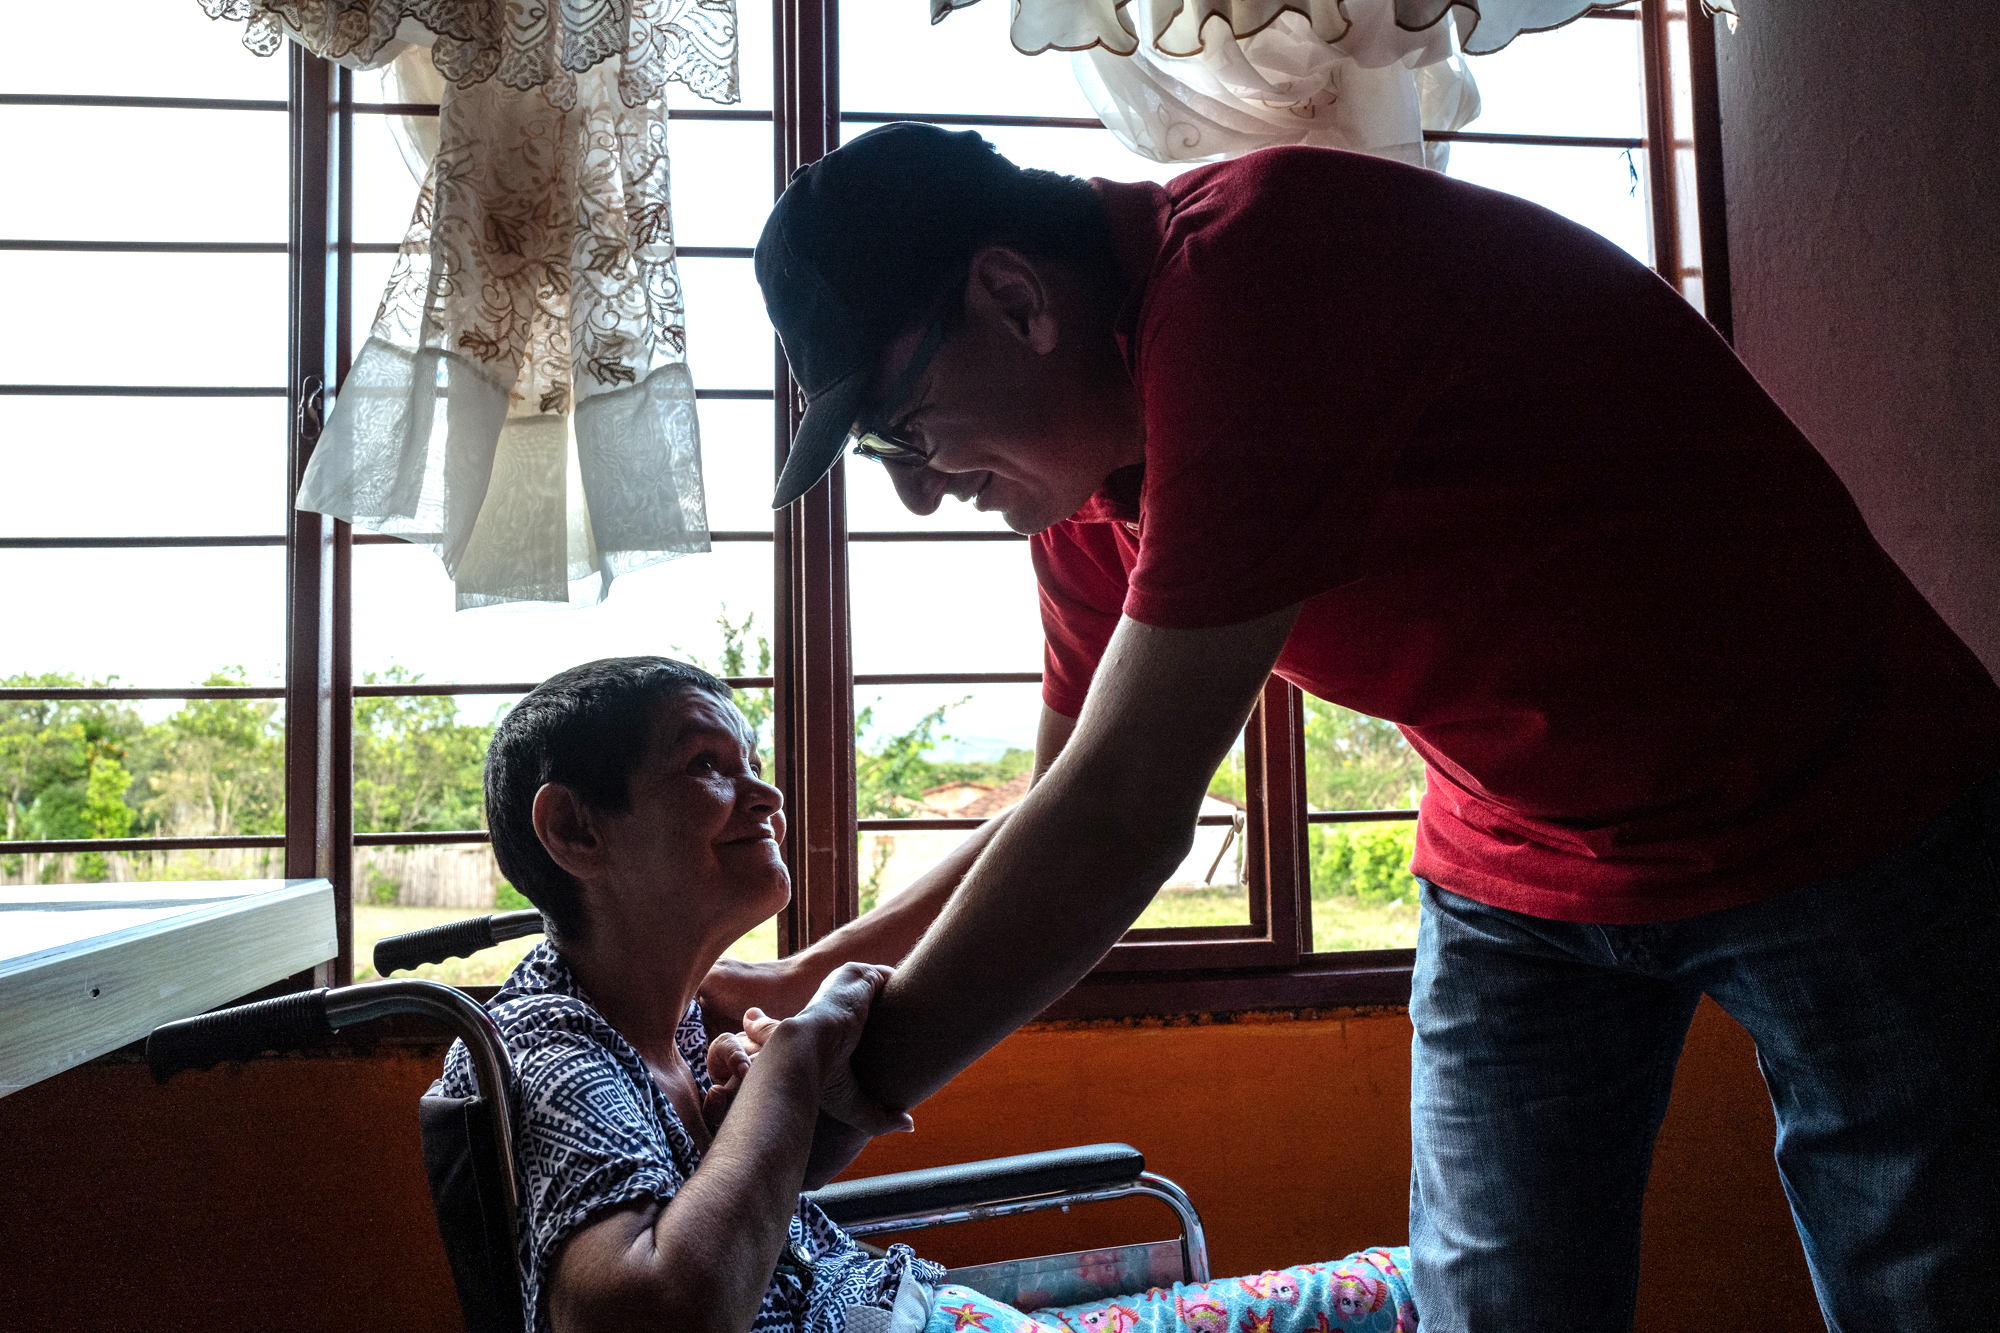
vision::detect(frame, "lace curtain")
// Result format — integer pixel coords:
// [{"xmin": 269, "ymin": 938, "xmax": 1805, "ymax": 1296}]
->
[
  {"xmin": 202, "ymin": 0, "xmax": 739, "ymax": 608},
  {"xmin": 938, "ymin": 0, "xmax": 1691, "ymax": 166}
]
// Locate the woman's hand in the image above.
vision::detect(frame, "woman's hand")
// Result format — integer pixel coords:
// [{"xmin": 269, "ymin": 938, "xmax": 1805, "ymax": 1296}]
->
[
  {"xmin": 699, "ymin": 955, "xmax": 820, "ymax": 1039},
  {"xmin": 785, "ymin": 962, "xmax": 915, "ymax": 1137},
  {"xmin": 699, "ymin": 1009, "xmax": 785, "ymax": 1133}
]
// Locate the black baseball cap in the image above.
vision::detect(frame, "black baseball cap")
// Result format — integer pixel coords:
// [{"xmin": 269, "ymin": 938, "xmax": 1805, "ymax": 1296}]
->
[{"xmin": 755, "ymin": 122, "xmax": 1026, "ymax": 509}]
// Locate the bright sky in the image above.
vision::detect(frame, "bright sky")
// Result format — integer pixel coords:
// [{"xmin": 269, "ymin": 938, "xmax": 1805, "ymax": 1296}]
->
[{"xmin": 0, "ymin": 0, "xmax": 1665, "ymax": 758}]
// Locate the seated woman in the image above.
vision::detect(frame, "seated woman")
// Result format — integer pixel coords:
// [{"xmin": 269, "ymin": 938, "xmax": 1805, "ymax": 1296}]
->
[{"xmin": 433, "ymin": 656, "xmax": 1415, "ymax": 1333}]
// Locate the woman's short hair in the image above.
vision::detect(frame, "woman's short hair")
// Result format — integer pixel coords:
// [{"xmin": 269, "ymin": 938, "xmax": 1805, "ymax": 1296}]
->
[{"xmin": 485, "ymin": 656, "xmax": 737, "ymax": 941}]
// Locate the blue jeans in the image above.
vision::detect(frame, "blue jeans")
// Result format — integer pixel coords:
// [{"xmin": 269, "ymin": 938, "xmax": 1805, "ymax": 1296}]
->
[{"xmin": 1408, "ymin": 775, "xmax": 2000, "ymax": 1332}]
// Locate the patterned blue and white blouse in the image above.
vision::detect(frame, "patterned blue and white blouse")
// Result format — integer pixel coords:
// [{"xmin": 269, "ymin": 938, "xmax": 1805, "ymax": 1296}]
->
[{"xmin": 433, "ymin": 942, "xmax": 943, "ymax": 1333}]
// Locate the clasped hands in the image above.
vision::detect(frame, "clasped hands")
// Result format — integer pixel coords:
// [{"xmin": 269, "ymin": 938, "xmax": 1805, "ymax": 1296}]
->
[{"xmin": 698, "ymin": 960, "xmax": 912, "ymax": 1143}]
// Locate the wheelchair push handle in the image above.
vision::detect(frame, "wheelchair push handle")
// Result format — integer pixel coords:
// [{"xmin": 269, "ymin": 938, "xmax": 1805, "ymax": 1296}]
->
[
  {"xmin": 146, "ymin": 987, "xmax": 336, "ymax": 1083},
  {"xmin": 372, "ymin": 909, "xmax": 545, "ymax": 976}
]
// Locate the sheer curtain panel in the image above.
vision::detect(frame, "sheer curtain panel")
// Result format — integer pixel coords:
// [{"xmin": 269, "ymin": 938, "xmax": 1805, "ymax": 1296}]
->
[
  {"xmin": 939, "ymin": 0, "xmax": 1724, "ymax": 166},
  {"xmin": 202, "ymin": 0, "xmax": 740, "ymax": 608}
]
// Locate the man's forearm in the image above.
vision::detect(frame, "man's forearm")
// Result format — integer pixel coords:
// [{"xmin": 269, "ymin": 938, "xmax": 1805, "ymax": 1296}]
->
[
  {"xmin": 848, "ymin": 754, "xmax": 1192, "ymax": 1112},
  {"xmin": 842, "ymin": 606, "xmax": 1300, "ymax": 1117}
]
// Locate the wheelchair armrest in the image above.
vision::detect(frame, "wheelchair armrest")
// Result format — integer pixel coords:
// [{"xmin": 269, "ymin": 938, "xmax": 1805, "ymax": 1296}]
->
[{"xmin": 806, "ymin": 1143, "xmax": 1146, "ymax": 1226}]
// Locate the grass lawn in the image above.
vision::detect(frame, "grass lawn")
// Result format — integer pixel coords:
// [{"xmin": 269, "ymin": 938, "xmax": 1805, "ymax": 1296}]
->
[
  {"xmin": 1129, "ymin": 887, "xmax": 1420, "ymax": 951},
  {"xmin": 353, "ymin": 906, "xmax": 780, "ymax": 985}
]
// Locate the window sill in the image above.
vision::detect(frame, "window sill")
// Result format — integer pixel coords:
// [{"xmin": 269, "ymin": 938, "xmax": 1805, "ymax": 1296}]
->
[{"xmin": 1036, "ymin": 949, "xmax": 1413, "ymax": 1022}]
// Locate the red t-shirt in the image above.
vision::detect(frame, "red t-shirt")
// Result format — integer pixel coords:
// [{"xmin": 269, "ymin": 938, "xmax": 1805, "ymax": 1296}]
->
[{"xmin": 1035, "ymin": 147, "xmax": 2000, "ymax": 924}]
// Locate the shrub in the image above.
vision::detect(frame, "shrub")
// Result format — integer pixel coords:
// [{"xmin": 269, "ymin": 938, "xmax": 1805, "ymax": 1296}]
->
[
  {"xmin": 494, "ymin": 881, "xmax": 533, "ymax": 912},
  {"xmin": 1310, "ymin": 822, "xmax": 1418, "ymax": 905},
  {"xmin": 366, "ymin": 870, "xmax": 400, "ymax": 907}
]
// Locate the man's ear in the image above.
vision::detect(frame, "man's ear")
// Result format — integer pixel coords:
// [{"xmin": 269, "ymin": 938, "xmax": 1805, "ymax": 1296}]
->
[
  {"xmin": 964, "ymin": 246, "xmax": 1060, "ymax": 355},
  {"xmin": 532, "ymin": 782, "xmax": 609, "ymax": 881}
]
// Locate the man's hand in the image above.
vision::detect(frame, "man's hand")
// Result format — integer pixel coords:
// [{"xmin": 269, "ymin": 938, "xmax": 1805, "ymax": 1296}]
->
[{"xmin": 698, "ymin": 1007, "xmax": 783, "ymax": 1133}]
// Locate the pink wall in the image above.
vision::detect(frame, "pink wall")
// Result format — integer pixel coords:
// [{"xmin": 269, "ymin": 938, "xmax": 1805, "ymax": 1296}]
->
[{"xmin": 1714, "ymin": 3, "xmax": 2000, "ymax": 676}]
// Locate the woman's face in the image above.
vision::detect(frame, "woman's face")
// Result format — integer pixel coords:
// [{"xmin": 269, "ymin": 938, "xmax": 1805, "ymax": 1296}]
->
[{"xmin": 594, "ymin": 689, "xmax": 790, "ymax": 945}]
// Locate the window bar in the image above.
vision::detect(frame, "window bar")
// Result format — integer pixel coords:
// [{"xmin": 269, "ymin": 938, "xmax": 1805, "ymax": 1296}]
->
[
  {"xmin": 1684, "ymin": 3, "xmax": 1733, "ymax": 341},
  {"xmin": 343, "ymin": 103, "xmax": 775, "ymax": 121},
  {"xmin": 0, "ymin": 93, "xmax": 287, "ymax": 111},
  {"xmin": 286, "ymin": 45, "xmax": 353, "ymax": 986},
  {"xmin": 1638, "ymin": 0, "xmax": 1682, "ymax": 286},
  {"xmin": 0, "ymin": 686, "xmax": 287, "ymax": 701},
  {"xmin": 0, "ymin": 241, "xmax": 288, "ymax": 254},
  {"xmin": 841, "ymin": 111, "xmax": 1103, "ymax": 130},
  {"xmin": 1422, "ymin": 130, "xmax": 1643, "ymax": 149},
  {"xmin": 846, "ymin": 531, "xmax": 1026, "ymax": 542},
  {"xmin": 1252, "ymin": 679, "xmax": 1309, "ymax": 956},
  {"xmin": 0, "ymin": 536, "xmax": 289, "ymax": 549},
  {"xmin": 0, "ymin": 385, "xmax": 286, "ymax": 396},
  {"xmin": 1, "ymin": 835, "xmax": 288, "ymax": 855},
  {"xmin": 1305, "ymin": 810, "xmax": 1420, "ymax": 823},
  {"xmin": 774, "ymin": 0, "xmax": 854, "ymax": 953},
  {"xmin": 860, "ymin": 814, "xmax": 1240, "ymax": 833}
]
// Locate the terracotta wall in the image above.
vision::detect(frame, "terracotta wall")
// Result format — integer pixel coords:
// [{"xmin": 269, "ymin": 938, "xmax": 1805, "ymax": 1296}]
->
[{"xmin": 0, "ymin": 997, "xmax": 1819, "ymax": 1332}]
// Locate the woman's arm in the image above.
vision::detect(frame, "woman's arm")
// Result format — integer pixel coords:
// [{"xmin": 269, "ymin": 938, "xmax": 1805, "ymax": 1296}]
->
[{"xmin": 546, "ymin": 964, "xmax": 903, "ymax": 1333}]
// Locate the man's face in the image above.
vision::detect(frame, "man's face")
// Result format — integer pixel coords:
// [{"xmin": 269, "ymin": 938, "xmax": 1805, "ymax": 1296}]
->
[
  {"xmin": 592, "ymin": 690, "xmax": 789, "ymax": 944},
  {"xmin": 859, "ymin": 249, "xmax": 1142, "ymax": 535}
]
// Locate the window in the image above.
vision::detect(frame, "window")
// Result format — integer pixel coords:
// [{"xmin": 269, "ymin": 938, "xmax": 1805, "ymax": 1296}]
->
[
  {"xmin": 0, "ymin": 1, "xmax": 1726, "ymax": 1009},
  {"xmin": 1, "ymin": 4, "xmax": 293, "ymax": 909}
]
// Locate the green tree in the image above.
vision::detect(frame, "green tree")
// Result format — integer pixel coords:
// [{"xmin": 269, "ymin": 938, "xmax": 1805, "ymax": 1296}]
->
[
  {"xmin": 2, "ymin": 673, "xmax": 144, "ymax": 844},
  {"xmin": 713, "ymin": 606, "xmax": 773, "ymax": 749},
  {"xmin": 854, "ymin": 700, "xmax": 960, "ymax": 819},
  {"xmin": 1302, "ymin": 699, "xmax": 1425, "ymax": 903},
  {"xmin": 1304, "ymin": 697, "xmax": 1425, "ymax": 813},
  {"xmin": 143, "ymin": 669, "xmax": 284, "ymax": 837},
  {"xmin": 352, "ymin": 667, "xmax": 490, "ymax": 834}
]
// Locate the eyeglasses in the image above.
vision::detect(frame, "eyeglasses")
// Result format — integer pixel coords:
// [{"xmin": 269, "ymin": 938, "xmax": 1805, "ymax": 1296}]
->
[{"xmin": 849, "ymin": 321, "xmax": 945, "ymax": 466}]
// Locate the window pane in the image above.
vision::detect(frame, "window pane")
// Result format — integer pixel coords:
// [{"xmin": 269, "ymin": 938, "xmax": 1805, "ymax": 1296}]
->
[
  {"xmin": 350, "ymin": 108, "xmax": 426, "ymax": 247},
  {"xmin": 1445, "ymin": 141, "xmax": 1651, "ymax": 263},
  {"xmin": 0, "ymin": 696, "xmax": 286, "ymax": 875},
  {"xmin": 849, "ymin": 542, "xmax": 1040, "ymax": 676},
  {"xmin": 1304, "ymin": 699, "xmax": 1424, "ymax": 953},
  {"xmin": 854, "ymin": 681, "xmax": 1039, "ymax": 914},
  {"xmin": 0, "ymin": 397, "xmax": 287, "ymax": 536},
  {"xmin": 699, "ymin": 399, "xmax": 778, "ymax": 533},
  {"xmin": 0, "ymin": 253, "xmax": 287, "ymax": 387},
  {"xmin": 0, "ymin": 1, "xmax": 288, "ymax": 100},
  {"xmin": 0, "ymin": 107, "xmax": 288, "ymax": 243},
  {"xmin": 850, "ymin": 685, "xmax": 1252, "ymax": 928},
  {"xmin": 670, "ymin": 120, "xmax": 777, "ymax": 249},
  {"xmin": 0, "ymin": 548, "xmax": 286, "ymax": 685},
  {"xmin": 350, "ymin": 540, "xmax": 773, "ymax": 684},
  {"xmin": 837, "ymin": 119, "xmax": 1183, "ymax": 187},
  {"xmin": 845, "ymin": 450, "xmax": 1016, "ymax": 534},
  {"xmin": 1459, "ymin": 14, "xmax": 1644, "ymax": 140},
  {"xmin": 842, "ymin": 0, "xmax": 1103, "ymax": 121},
  {"xmin": 684, "ymin": 257, "xmax": 775, "ymax": 390}
]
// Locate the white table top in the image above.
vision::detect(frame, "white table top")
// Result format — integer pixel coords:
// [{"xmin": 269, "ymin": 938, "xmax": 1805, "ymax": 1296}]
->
[{"xmin": 0, "ymin": 879, "xmax": 337, "ymax": 1097}]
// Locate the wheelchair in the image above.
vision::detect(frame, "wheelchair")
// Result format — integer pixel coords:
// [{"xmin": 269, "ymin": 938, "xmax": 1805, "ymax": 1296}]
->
[{"xmin": 147, "ymin": 909, "xmax": 1211, "ymax": 1333}]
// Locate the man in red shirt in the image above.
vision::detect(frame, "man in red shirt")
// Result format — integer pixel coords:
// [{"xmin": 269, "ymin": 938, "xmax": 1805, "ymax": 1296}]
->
[{"xmin": 738, "ymin": 124, "xmax": 2000, "ymax": 1329}]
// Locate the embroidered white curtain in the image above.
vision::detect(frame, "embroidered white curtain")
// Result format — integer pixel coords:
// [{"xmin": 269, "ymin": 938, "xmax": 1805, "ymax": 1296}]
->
[
  {"xmin": 202, "ymin": 0, "xmax": 739, "ymax": 608},
  {"xmin": 938, "ymin": 0, "xmax": 1703, "ymax": 167}
]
